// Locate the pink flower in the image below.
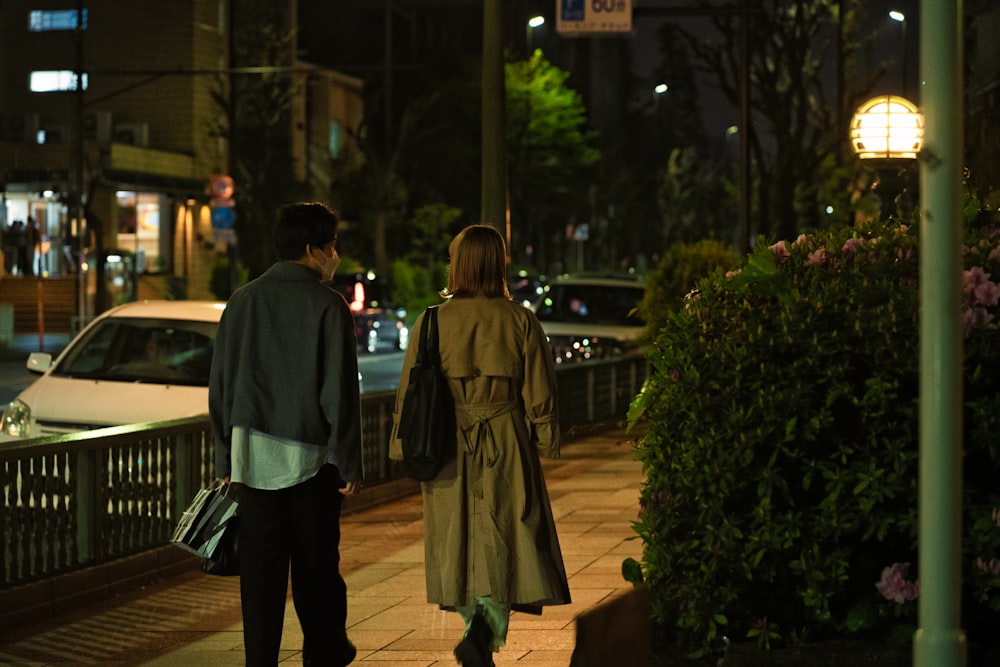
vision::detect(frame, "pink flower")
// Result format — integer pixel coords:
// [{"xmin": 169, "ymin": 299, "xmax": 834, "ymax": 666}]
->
[
  {"xmin": 961, "ymin": 268, "xmax": 1000, "ymax": 335},
  {"xmin": 964, "ymin": 266, "xmax": 990, "ymax": 293},
  {"xmin": 975, "ymin": 281, "xmax": 1000, "ymax": 307},
  {"xmin": 792, "ymin": 234, "xmax": 812, "ymax": 249},
  {"xmin": 962, "ymin": 306, "xmax": 995, "ymax": 335},
  {"xmin": 769, "ymin": 240, "xmax": 789, "ymax": 263},
  {"xmin": 976, "ymin": 558, "xmax": 1000, "ymax": 576},
  {"xmin": 805, "ymin": 247, "xmax": 827, "ymax": 266},
  {"xmin": 842, "ymin": 237, "xmax": 866, "ymax": 254},
  {"xmin": 988, "ymin": 245, "xmax": 1000, "ymax": 264},
  {"xmin": 876, "ymin": 562, "xmax": 919, "ymax": 603}
]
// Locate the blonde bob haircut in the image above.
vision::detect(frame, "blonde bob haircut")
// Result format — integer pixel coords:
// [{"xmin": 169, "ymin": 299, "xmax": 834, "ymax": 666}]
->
[{"xmin": 441, "ymin": 224, "xmax": 511, "ymax": 299}]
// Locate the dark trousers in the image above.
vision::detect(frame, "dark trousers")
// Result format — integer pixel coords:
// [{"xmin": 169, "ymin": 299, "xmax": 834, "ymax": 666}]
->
[{"xmin": 238, "ymin": 465, "xmax": 349, "ymax": 666}]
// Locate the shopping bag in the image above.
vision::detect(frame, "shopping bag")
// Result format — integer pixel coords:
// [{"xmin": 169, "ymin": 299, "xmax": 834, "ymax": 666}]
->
[
  {"xmin": 171, "ymin": 482, "xmax": 238, "ymax": 559},
  {"xmin": 202, "ymin": 514, "xmax": 239, "ymax": 576}
]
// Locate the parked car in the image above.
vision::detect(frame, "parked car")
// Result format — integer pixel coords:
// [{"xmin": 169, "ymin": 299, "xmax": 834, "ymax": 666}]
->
[
  {"xmin": 509, "ymin": 270, "xmax": 548, "ymax": 307},
  {"xmin": 532, "ymin": 274, "xmax": 647, "ymax": 363},
  {"xmin": 328, "ymin": 271, "xmax": 409, "ymax": 354},
  {"xmin": 0, "ymin": 300, "xmax": 225, "ymax": 441}
]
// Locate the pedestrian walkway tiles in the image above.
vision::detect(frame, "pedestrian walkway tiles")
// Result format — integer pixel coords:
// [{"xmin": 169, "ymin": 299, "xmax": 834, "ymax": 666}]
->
[{"xmin": 0, "ymin": 427, "xmax": 645, "ymax": 666}]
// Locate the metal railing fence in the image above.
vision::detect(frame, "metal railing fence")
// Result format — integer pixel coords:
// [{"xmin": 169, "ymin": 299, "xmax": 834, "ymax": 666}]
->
[{"xmin": 1, "ymin": 353, "xmax": 648, "ymax": 590}]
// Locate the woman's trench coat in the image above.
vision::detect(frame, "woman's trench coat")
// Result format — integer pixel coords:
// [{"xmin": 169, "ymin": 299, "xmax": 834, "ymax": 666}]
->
[{"xmin": 390, "ymin": 297, "xmax": 571, "ymax": 612}]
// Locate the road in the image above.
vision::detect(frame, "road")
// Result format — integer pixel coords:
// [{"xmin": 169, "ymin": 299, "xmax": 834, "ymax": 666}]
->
[{"xmin": 0, "ymin": 351, "xmax": 405, "ymax": 406}]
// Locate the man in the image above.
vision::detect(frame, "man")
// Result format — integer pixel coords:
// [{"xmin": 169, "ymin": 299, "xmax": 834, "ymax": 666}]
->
[{"xmin": 209, "ymin": 202, "xmax": 363, "ymax": 667}]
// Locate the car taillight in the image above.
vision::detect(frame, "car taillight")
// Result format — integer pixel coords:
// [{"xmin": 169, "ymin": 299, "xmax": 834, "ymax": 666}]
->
[{"xmin": 351, "ymin": 282, "xmax": 365, "ymax": 312}]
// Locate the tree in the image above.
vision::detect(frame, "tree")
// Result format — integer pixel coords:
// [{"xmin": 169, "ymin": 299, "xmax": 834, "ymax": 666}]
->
[
  {"xmin": 672, "ymin": 0, "xmax": 884, "ymax": 242},
  {"xmin": 336, "ymin": 94, "xmax": 443, "ymax": 275},
  {"xmin": 505, "ymin": 51, "xmax": 602, "ymax": 273},
  {"xmin": 335, "ymin": 51, "xmax": 603, "ymax": 279},
  {"xmin": 657, "ymin": 147, "xmax": 739, "ymax": 247},
  {"xmin": 213, "ymin": 0, "xmax": 307, "ymax": 282}
]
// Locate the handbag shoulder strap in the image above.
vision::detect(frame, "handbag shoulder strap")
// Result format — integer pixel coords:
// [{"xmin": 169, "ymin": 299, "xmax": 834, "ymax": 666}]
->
[
  {"xmin": 425, "ymin": 306, "xmax": 441, "ymax": 368},
  {"xmin": 416, "ymin": 306, "xmax": 441, "ymax": 368}
]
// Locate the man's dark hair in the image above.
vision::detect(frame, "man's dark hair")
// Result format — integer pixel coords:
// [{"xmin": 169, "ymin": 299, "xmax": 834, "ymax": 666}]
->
[{"xmin": 272, "ymin": 202, "xmax": 338, "ymax": 261}]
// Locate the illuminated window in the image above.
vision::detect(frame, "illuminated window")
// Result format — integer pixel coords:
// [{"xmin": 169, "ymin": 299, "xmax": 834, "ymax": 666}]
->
[
  {"xmin": 29, "ymin": 9, "xmax": 88, "ymax": 31},
  {"xmin": 30, "ymin": 71, "xmax": 88, "ymax": 92},
  {"xmin": 116, "ymin": 191, "xmax": 163, "ymax": 273}
]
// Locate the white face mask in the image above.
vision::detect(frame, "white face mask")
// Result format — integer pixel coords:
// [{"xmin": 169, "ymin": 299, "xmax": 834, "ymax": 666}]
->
[{"xmin": 310, "ymin": 246, "xmax": 341, "ymax": 281}]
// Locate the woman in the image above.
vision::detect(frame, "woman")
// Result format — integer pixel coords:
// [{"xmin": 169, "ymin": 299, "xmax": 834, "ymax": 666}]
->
[{"xmin": 390, "ymin": 224, "xmax": 570, "ymax": 666}]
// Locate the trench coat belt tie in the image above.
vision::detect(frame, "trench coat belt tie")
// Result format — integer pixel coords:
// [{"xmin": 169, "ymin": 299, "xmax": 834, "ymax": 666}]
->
[{"xmin": 457, "ymin": 401, "xmax": 519, "ymax": 468}]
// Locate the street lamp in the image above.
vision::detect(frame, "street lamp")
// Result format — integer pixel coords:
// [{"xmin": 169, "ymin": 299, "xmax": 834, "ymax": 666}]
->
[
  {"xmin": 850, "ymin": 94, "xmax": 923, "ymax": 220},
  {"xmin": 653, "ymin": 82, "xmax": 668, "ymax": 112},
  {"xmin": 526, "ymin": 16, "xmax": 545, "ymax": 56},
  {"xmin": 888, "ymin": 10, "xmax": 908, "ymax": 96},
  {"xmin": 849, "ymin": 95, "xmax": 923, "ymax": 159}
]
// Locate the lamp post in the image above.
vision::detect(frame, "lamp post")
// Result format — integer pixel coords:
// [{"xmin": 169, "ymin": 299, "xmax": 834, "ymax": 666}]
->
[
  {"xmin": 889, "ymin": 10, "xmax": 908, "ymax": 97},
  {"xmin": 526, "ymin": 15, "xmax": 544, "ymax": 57},
  {"xmin": 849, "ymin": 94, "xmax": 923, "ymax": 221},
  {"xmin": 849, "ymin": 94, "xmax": 923, "ymax": 160},
  {"xmin": 914, "ymin": 2, "xmax": 965, "ymax": 663}
]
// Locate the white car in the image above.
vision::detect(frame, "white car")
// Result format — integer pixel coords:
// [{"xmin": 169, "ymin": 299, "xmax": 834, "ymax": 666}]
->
[
  {"xmin": 532, "ymin": 274, "xmax": 647, "ymax": 363},
  {"xmin": 0, "ymin": 300, "xmax": 226, "ymax": 441}
]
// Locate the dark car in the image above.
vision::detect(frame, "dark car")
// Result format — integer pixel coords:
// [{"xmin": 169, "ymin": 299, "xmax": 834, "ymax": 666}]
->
[
  {"xmin": 509, "ymin": 270, "xmax": 547, "ymax": 307},
  {"xmin": 532, "ymin": 274, "xmax": 646, "ymax": 363},
  {"xmin": 328, "ymin": 271, "xmax": 409, "ymax": 354}
]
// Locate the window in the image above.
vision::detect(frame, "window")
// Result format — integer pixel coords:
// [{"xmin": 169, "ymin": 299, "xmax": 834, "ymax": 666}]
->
[
  {"xmin": 115, "ymin": 191, "xmax": 162, "ymax": 273},
  {"xmin": 536, "ymin": 284, "xmax": 645, "ymax": 326},
  {"xmin": 29, "ymin": 9, "xmax": 88, "ymax": 31},
  {"xmin": 55, "ymin": 318, "xmax": 217, "ymax": 386},
  {"xmin": 30, "ymin": 70, "xmax": 88, "ymax": 92}
]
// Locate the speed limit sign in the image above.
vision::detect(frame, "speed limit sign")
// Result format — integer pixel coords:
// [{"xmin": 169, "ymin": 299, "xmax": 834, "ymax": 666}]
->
[{"xmin": 556, "ymin": 0, "xmax": 632, "ymax": 35}]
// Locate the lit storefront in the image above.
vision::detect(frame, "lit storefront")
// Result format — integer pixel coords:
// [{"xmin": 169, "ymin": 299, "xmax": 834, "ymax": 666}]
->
[{"xmin": 1, "ymin": 188, "xmax": 70, "ymax": 278}]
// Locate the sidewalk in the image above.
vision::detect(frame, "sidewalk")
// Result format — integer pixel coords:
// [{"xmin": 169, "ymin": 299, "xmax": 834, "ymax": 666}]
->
[{"xmin": 0, "ymin": 423, "xmax": 646, "ymax": 666}]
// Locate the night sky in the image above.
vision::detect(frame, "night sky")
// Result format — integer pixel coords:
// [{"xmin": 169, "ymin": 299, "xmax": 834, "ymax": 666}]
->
[{"xmin": 296, "ymin": 0, "xmax": 922, "ymax": 143}]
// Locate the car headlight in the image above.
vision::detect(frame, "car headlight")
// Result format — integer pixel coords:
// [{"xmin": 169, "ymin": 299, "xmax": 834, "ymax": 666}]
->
[{"xmin": 1, "ymin": 399, "xmax": 32, "ymax": 438}]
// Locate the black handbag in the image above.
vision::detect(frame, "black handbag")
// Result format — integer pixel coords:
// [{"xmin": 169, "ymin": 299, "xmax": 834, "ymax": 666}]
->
[{"xmin": 397, "ymin": 306, "xmax": 455, "ymax": 481}]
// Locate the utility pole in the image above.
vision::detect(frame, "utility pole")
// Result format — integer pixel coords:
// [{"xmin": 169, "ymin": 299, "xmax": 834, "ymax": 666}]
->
[
  {"xmin": 72, "ymin": 0, "xmax": 88, "ymax": 319},
  {"xmin": 481, "ymin": 0, "xmax": 508, "ymax": 248}
]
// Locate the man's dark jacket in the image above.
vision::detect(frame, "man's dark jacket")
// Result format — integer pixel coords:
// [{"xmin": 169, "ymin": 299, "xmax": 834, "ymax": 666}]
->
[{"xmin": 209, "ymin": 261, "xmax": 363, "ymax": 482}]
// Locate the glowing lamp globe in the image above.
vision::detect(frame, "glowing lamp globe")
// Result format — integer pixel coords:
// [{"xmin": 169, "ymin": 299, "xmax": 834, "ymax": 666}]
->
[{"xmin": 849, "ymin": 95, "xmax": 923, "ymax": 159}]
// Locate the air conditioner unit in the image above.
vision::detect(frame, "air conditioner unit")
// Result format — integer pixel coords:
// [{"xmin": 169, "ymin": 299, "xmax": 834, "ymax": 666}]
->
[
  {"xmin": 83, "ymin": 110, "xmax": 113, "ymax": 143},
  {"xmin": 113, "ymin": 122, "xmax": 149, "ymax": 147}
]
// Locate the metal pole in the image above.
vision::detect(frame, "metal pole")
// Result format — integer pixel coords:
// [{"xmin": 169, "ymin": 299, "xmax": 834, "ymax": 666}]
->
[
  {"xmin": 73, "ymin": 0, "xmax": 87, "ymax": 320},
  {"xmin": 384, "ymin": 0, "xmax": 393, "ymax": 148},
  {"xmin": 737, "ymin": 0, "xmax": 751, "ymax": 254},
  {"xmin": 901, "ymin": 18, "xmax": 908, "ymax": 98},
  {"xmin": 913, "ymin": 1, "xmax": 966, "ymax": 665},
  {"xmin": 481, "ymin": 0, "xmax": 507, "ymax": 239}
]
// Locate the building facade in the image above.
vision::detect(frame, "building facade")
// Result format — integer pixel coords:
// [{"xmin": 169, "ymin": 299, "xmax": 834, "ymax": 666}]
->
[{"xmin": 1, "ymin": 1, "xmax": 362, "ymax": 322}]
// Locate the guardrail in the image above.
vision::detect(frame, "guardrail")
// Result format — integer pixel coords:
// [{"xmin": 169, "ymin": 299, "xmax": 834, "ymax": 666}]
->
[{"xmin": 0, "ymin": 353, "xmax": 648, "ymax": 622}]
